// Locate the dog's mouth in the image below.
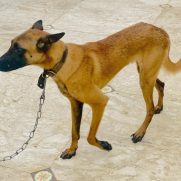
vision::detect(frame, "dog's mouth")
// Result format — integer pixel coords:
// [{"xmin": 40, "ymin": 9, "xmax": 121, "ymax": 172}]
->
[{"xmin": 0, "ymin": 43, "xmax": 27, "ymax": 72}]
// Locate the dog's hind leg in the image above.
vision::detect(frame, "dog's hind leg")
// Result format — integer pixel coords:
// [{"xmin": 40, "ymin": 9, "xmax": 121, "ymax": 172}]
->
[
  {"xmin": 154, "ymin": 78, "xmax": 165, "ymax": 114},
  {"xmin": 132, "ymin": 72, "xmax": 156, "ymax": 143},
  {"xmin": 60, "ymin": 98, "xmax": 83, "ymax": 159},
  {"xmin": 137, "ymin": 55, "xmax": 165, "ymax": 115},
  {"xmin": 132, "ymin": 71, "xmax": 155, "ymax": 143},
  {"xmin": 132, "ymin": 47, "xmax": 167, "ymax": 143},
  {"xmin": 132, "ymin": 48, "xmax": 165, "ymax": 143}
]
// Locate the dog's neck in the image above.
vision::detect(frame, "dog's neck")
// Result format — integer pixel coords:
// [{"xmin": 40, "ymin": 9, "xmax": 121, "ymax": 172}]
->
[{"xmin": 39, "ymin": 41, "xmax": 67, "ymax": 70}]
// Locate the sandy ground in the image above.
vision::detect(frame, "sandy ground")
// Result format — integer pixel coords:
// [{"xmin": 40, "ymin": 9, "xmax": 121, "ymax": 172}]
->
[{"xmin": 0, "ymin": 0, "xmax": 181, "ymax": 180}]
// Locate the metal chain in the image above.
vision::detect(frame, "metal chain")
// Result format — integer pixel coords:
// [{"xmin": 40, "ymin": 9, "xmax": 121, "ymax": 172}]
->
[{"xmin": 0, "ymin": 76, "xmax": 48, "ymax": 162}]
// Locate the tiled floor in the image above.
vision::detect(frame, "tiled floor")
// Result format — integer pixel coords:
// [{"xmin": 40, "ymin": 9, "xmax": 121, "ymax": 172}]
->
[{"xmin": 0, "ymin": 0, "xmax": 181, "ymax": 180}]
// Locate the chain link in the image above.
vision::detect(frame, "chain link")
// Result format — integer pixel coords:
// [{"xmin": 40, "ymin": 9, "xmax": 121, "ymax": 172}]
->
[{"xmin": 0, "ymin": 77, "xmax": 48, "ymax": 162}]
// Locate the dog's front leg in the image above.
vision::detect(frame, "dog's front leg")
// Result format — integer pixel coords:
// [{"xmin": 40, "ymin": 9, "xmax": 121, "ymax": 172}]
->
[
  {"xmin": 60, "ymin": 98, "xmax": 83, "ymax": 159},
  {"xmin": 86, "ymin": 88, "xmax": 112, "ymax": 151},
  {"xmin": 87, "ymin": 102, "xmax": 112, "ymax": 151}
]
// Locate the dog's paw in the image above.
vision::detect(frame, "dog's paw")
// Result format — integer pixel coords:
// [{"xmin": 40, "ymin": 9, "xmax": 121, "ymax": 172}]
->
[
  {"xmin": 60, "ymin": 149, "xmax": 76, "ymax": 159},
  {"xmin": 96, "ymin": 140, "xmax": 112, "ymax": 151},
  {"xmin": 131, "ymin": 132, "xmax": 145, "ymax": 143},
  {"xmin": 154, "ymin": 105, "xmax": 163, "ymax": 114}
]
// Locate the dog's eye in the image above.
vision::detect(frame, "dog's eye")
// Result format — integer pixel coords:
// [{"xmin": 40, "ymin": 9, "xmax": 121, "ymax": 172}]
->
[
  {"xmin": 38, "ymin": 41, "xmax": 45, "ymax": 49},
  {"xmin": 13, "ymin": 43, "xmax": 25, "ymax": 54},
  {"xmin": 37, "ymin": 38, "xmax": 51, "ymax": 52},
  {"xmin": 14, "ymin": 43, "xmax": 19, "ymax": 48}
]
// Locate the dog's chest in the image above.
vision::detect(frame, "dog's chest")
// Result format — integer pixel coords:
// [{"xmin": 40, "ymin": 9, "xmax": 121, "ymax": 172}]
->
[{"xmin": 54, "ymin": 79, "xmax": 70, "ymax": 97}]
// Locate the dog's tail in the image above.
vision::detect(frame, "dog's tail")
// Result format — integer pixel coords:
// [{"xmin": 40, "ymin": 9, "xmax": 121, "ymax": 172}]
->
[{"xmin": 163, "ymin": 57, "xmax": 181, "ymax": 73}]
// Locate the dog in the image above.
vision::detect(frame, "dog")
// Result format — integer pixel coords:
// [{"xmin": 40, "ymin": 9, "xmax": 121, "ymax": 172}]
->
[{"xmin": 0, "ymin": 20, "xmax": 180, "ymax": 159}]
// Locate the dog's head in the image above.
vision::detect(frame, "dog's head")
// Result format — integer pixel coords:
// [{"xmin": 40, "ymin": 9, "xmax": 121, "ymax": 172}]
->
[{"xmin": 0, "ymin": 20, "xmax": 65, "ymax": 72}]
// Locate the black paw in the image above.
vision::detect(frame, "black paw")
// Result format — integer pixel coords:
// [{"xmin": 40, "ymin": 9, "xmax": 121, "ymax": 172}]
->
[
  {"xmin": 60, "ymin": 150, "xmax": 76, "ymax": 159},
  {"xmin": 131, "ymin": 134, "xmax": 143, "ymax": 143},
  {"xmin": 154, "ymin": 106, "xmax": 163, "ymax": 114},
  {"xmin": 97, "ymin": 140, "xmax": 112, "ymax": 151}
]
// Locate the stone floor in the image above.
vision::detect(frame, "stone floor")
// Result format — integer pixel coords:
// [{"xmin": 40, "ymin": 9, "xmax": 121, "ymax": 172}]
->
[{"xmin": 0, "ymin": 0, "xmax": 181, "ymax": 180}]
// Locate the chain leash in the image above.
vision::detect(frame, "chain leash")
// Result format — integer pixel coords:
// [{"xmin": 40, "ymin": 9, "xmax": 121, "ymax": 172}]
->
[{"xmin": 0, "ymin": 76, "xmax": 48, "ymax": 162}]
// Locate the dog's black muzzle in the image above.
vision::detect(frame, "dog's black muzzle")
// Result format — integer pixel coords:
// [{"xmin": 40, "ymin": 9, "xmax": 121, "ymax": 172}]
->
[{"xmin": 0, "ymin": 43, "xmax": 27, "ymax": 72}]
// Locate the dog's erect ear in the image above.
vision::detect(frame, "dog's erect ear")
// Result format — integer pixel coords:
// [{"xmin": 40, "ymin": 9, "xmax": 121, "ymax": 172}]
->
[
  {"xmin": 37, "ymin": 33, "xmax": 65, "ymax": 52},
  {"xmin": 32, "ymin": 20, "xmax": 43, "ymax": 30},
  {"xmin": 47, "ymin": 33, "xmax": 65, "ymax": 43}
]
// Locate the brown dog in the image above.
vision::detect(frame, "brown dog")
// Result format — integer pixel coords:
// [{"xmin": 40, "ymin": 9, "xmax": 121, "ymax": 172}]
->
[{"xmin": 0, "ymin": 20, "xmax": 181, "ymax": 159}]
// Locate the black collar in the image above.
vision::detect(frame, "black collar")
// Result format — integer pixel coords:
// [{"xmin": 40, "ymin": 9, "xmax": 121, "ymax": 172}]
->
[
  {"xmin": 45, "ymin": 46, "xmax": 68, "ymax": 77},
  {"xmin": 37, "ymin": 47, "xmax": 68, "ymax": 89}
]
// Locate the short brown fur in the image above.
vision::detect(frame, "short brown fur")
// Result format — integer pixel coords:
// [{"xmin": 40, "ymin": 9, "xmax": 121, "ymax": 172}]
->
[{"xmin": 11, "ymin": 22, "xmax": 181, "ymax": 158}]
